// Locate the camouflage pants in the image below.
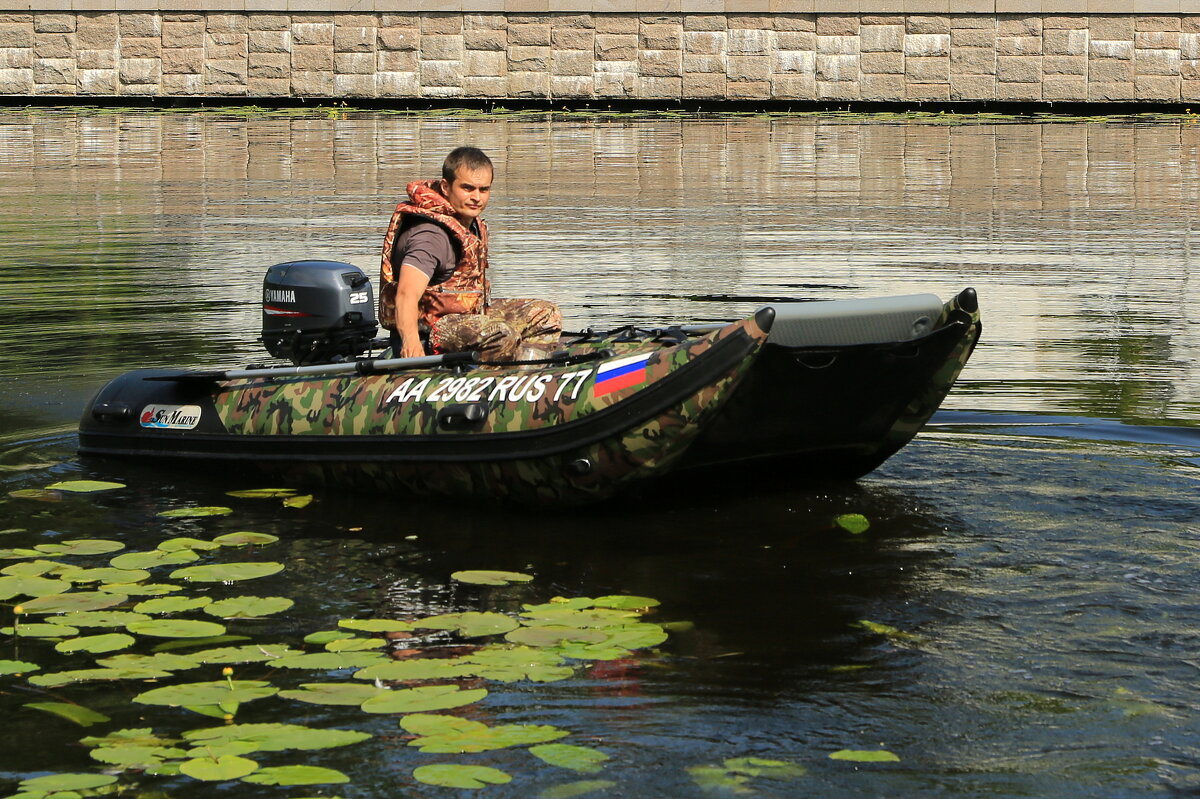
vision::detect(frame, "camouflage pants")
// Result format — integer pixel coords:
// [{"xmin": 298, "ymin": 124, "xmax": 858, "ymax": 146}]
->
[{"xmin": 429, "ymin": 298, "xmax": 563, "ymax": 361}]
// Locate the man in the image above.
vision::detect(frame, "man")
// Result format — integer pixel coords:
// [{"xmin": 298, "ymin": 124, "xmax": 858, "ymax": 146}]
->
[{"xmin": 378, "ymin": 147, "xmax": 562, "ymax": 361}]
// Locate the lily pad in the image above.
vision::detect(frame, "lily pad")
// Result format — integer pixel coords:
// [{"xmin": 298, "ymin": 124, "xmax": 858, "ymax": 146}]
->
[
  {"xmin": 408, "ymin": 721, "xmax": 567, "ymax": 753},
  {"xmin": 829, "ymin": 749, "xmax": 900, "ymax": 763},
  {"xmin": 152, "ymin": 633, "xmax": 251, "ymax": 651},
  {"xmin": 242, "ymin": 765, "xmax": 349, "ymax": 786},
  {"xmin": 29, "ymin": 667, "xmax": 172, "ymax": 687},
  {"xmin": 0, "ymin": 574, "xmax": 69, "ymax": 599},
  {"xmin": 158, "ymin": 537, "xmax": 222, "ymax": 552},
  {"xmin": 279, "ymin": 682, "xmax": 389, "ymax": 706},
  {"xmin": 188, "ymin": 644, "xmax": 301, "ymax": 664},
  {"xmin": 530, "ymin": 744, "xmax": 610, "ymax": 774},
  {"xmin": 180, "ymin": 754, "xmax": 259, "ymax": 781},
  {"xmin": 91, "ymin": 744, "xmax": 188, "ymax": 768},
  {"xmin": 97, "ymin": 652, "xmax": 201, "ymax": 671},
  {"xmin": 593, "ymin": 595, "xmax": 660, "ymax": 610},
  {"xmin": 325, "ymin": 636, "xmax": 386, "ymax": 652},
  {"xmin": 8, "ymin": 488, "xmax": 60, "ymax": 501},
  {"xmin": 134, "ymin": 595, "xmax": 214, "ymax": 614},
  {"xmin": 505, "ymin": 625, "xmax": 608, "ymax": 647},
  {"xmin": 226, "ymin": 488, "xmax": 297, "ymax": 498},
  {"xmin": 66, "ymin": 566, "xmax": 150, "ymax": 584},
  {"xmin": 24, "ymin": 701, "xmax": 110, "ymax": 726},
  {"xmin": 184, "ymin": 722, "xmax": 371, "ymax": 752},
  {"xmin": 724, "ymin": 757, "xmax": 808, "ymax": 779},
  {"xmin": 2, "ymin": 560, "xmax": 80, "ymax": 578},
  {"xmin": 20, "ymin": 592, "xmax": 127, "ymax": 613},
  {"xmin": 158, "ymin": 506, "xmax": 233, "ymax": 518},
  {"xmin": 1, "ymin": 622, "xmax": 78, "ymax": 638},
  {"xmin": 111, "ymin": 549, "xmax": 200, "ymax": 569},
  {"xmin": 282, "ymin": 494, "xmax": 313, "ymax": 508},
  {"xmin": 413, "ymin": 764, "xmax": 511, "ymax": 789},
  {"xmin": 127, "ymin": 618, "xmax": 227, "ymax": 638},
  {"xmin": 413, "ymin": 611, "xmax": 520, "ymax": 637},
  {"xmin": 55, "ymin": 632, "xmax": 136, "ymax": 654},
  {"xmin": 81, "ymin": 728, "xmax": 180, "ymax": 748},
  {"xmin": 835, "ymin": 513, "xmax": 871, "ymax": 534},
  {"xmin": 360, "ymin": 684, "xmax": 488, "ymax": 714},
  {"xmin": 204, "ymin": 595, "xmax": 294, "ymax": 619},
  {"xmin": 521, "ymin": 608, "xmax": 638, "ymax": 629},
  {"xmin": 134, "ymin": 679, "xmax": 278, "ymax": 708},
  {"xmin": 538, "ymin": 779, "xmax": 618, "ymax": 799},
  {"xmin": 354, "ymin": 658, "xmax": 474, "ymax": 682},
  {"xmin": 46, "ymin": 480, "xmax": 125, "ymax": 493},
  {"xmin": 272, "ymin": 651, "xmax": 387, "ymax": 670},
  {"xmin": 337, "ymin": 618, "xmax": 412, "ymax": 633},
  {"xmin": 19, "ymin": 773, "xmax": 117, "ymax": 792},
  {"xmin": 460, "ymin": 645, "xmax": 574, "ymax": 683},
  {"xmin": 56, "ymin": 610, "xmax": 151, "ymax": 628},
  {"xmin": 170, "ymin": 562, "xmax": 284, "ymax": 582},
  {"xmin": 451, "ymin": 569, "xmax": 534, "ymax": 586},
  {"xmin": 212, "ymin": 532, "xmax": 279, "ymax": 547},
  {"xmin": 97, "ymin": 581, "xmax": 182, "ymax": 596},
  {"xmin": 0, "ymin": 659, "xmax": 39, "ymax": 675},
  {"xmin": 35, "ymin": 539, "xmax": 125, "ymax": 556}
]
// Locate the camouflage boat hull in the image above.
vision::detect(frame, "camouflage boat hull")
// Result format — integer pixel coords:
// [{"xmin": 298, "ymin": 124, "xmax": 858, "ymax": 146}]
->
[{"xmin": 78, "ymin": 290, "xmax": 981, "ymax": 504}]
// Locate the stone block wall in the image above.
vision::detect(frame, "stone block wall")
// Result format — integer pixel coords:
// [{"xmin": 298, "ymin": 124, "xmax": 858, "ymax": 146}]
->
[{"xmin": 2, "ymin": 10, "xmax": 1200, "ymax": 102}]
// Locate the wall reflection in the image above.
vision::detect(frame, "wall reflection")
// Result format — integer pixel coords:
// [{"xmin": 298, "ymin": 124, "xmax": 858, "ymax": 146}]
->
[{"xmin": 0, "ymin": 111, "xmax": 1196, "ymax": 427}]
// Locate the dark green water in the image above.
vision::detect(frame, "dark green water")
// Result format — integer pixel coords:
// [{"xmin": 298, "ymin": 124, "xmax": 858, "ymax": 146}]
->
[{"xmin": 1, "ymin": 109, "xmax": 1198, "ymax": 797}]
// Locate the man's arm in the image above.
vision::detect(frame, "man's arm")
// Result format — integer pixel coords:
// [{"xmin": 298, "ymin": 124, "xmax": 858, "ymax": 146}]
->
[{"xmin": 393, "ymin": 263, "xmax": 431, "ymax": 359}]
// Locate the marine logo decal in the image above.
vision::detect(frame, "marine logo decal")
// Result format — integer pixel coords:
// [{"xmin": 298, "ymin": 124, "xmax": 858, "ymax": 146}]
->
[{"xmin": 140, "ymin": 404, "xmax": 202, "ymax": 430}]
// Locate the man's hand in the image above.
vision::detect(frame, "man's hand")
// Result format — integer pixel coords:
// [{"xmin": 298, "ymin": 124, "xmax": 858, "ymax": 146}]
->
[{"xmin": 395, "ymin": 263, "xmax": 432, "ymax": 358}]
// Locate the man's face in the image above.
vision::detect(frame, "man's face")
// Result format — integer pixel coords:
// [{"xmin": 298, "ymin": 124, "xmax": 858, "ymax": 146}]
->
[{"xmin": 440, "ymin": 165, "xmax": 493, "ymax": 224}]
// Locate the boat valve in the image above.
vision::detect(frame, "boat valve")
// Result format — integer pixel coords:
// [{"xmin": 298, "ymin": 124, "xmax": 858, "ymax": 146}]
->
[{"xmin": 566, "ymin": 458, "xmax": 593, "ymax": 476}]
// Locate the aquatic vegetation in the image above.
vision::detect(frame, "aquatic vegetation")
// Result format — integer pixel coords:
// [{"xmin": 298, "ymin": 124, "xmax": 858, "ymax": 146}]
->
[
  {"xmin": 451, "ymin": 569, "xmax": 535, "ymax": 585},
  {"xmin": 45, "ymin": 480, "xmax": 125, "ymax": 493},
  {"xmin": 688, "ymin": 757, "xmax": 808, "ymax": 792},
  {"xmin": 834, "ymin": 513, "xmax": 871, "ymax": 534},
  {"xmin": 828, "ymin": 749, "xmax": 901, "ymax": 763}
]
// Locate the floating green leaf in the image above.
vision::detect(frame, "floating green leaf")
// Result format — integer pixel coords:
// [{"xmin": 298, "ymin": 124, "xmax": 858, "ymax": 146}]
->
[
  {"xmin": 24, "ymin": 701, "xmax": 110, "ymax": 726},
  {"xmin": 98, "ymin": 652, "xmax": 202, "ymax": 671},
  {"xmin": 529, "ymin": 744, "xmax": 610, "ymax": 774},
  {"xmin": 242, "ymin": 765, "xmax": 349, "ymax": 786},
  {"xmin": 0, "ymin": 659, "xmax": 39, "ymax": 675},
  {"xmin": 46, "ymin": 480, "xmax": 125, "ymax": 493},
  {"xmin": 538, "ymin": 779, "xmax": 618, "ymax": 799},
  {"xmin": 451, "ymin": 569, "xmax": 534, "ymax": 586},
  {"xmin": 461, "ymin": 645, "xmax": 574, "ymax": 683},
  {"xmin": 29, "ymin": 666, "xmax": 172, "ymax": 687},
  {"xmin": 81, "ymin": 728, "xmax": 179, "ymax": 748},
  {"xmin": 35, "ymin": 539, "xmax": 125, "ymax": 556},
  {"xmin": 184, "ymin": 723, "xmax": 370, "ymax": 752},
  {"xmin": 170, "ymin": 562, "xmax": 284, "ymax": 582},
  {"xmin": 158, "ymin": 537, "xmax": 222, "ymax": 552},
  {"xmin": 2, "ymin": 559, "xmax": 80, "ymax": 578},
  {"xmin": 724, "ymin": 757, "xmax": 808, "ymax": 779},
  {"xmin": 134, "ymin": 595, "xmax": 214, "ymax": 614},
  {"xmin": 19, "ymin": 773, "xmax": 117, "ymax": 792},
  {"xmin": 829, "ymin": 749, "xmax": 900, "ymax": 763},
  {"xmin": 111, "ymin": 549, "xmax": 200, "ymax": 569},
  {"xmin": 20, "ymin": 592, "xmax": 127, "ymax": 613},
  {"xmin": 91, "ymin": 743, "xmax": 188, "ymax": 767},
  {"xmin": 505, "ymin": 626, "xmax": 608, "ymax": 647},
  {"xmin": 408, "ymin": 721, "xmax": 567, "ymax": 753},
  {"xmin": 204, "ymin": 595, "xmax": 294, "ymax": 619},
  {"xmin": 134, "ymin": 680, "xmax": 278, "ymax": 708},
  {"xmin": 56, "ymin": 610, "xmax": 151, "ymax": 628},
  {"xmin": 852, "ymin": 620, "xmax": 922, "ymax": 643},
  {"xmin": 414, "ymin": 764, "xmax": 512, "ymax": 789},
  {"xmin": 523, "ymin": 597, "xmax": 596, "ymax": 613},
  {"xmin": 55, "ymin": 632, "xmax": 136, "ymax": 654},
  {"xmin": 212, "ymin": 532, "xmax": 279, "ymax": 547},
  {"xmin": 835, "ymin": 513, "xmax": 871, "ymax": 534},
  {"xmin": 688, "ymin": 764, "xmax": 751, "ymax": 793},
  {"xmin": 522, "ymin": 608, "xmax": 638, "ymax": 629},
  {"xmin": 128, "ymin": 618, "xmax": 228, "ymax": 638},
  {"xmin": 325, "ymin": 636, "xmax": 386, "ymax": 652},
  {"xmin": 98, "ymin": 581, "xmax": 181, "ymax": 596},
  {"xmin": 188, "ymin": 644, "xmax": 301, "ymax": 664},
  {"xmin": 273, "ymin": 651, "xmax": 387, "ymax": 670},
  {"xmin": 355, "ymin": 658, "xmax": 474, "ymax": 682},
  {"xmin": 67, "ymin": 566, "xmax": 151, "ymax": 584},
  {"xmin": 279, "ymin": 682, "xmax": 389, "ymax": 706},
  {"xmin": 413, "ymin": 611, "xmax": 520, "ymax": 637},
  {"xmin": 400, "ymin": 714, "xmax": 485, "ymax": 737},
  {"xmin": 152, "ymin": 633, "xmax": 251, "ymax": 651},
  {"xmin": 226, "ymin": 488, "xmax": 297, "ymax": 498},
  {"xmin": 593, "ymin": 595, "xmax": 660, "ymax": 610},
  {"xmin": 360, "ymin": 684, "xmax": 488, "ymax": 714},
  {"xmin": 337, "ymin": 618, "xmax": 412, "ymax": 633},
  {"xmin": 1, "ymin": 622, "xmax": 78, "ymax": 638},
  {"xmin": 8, "ymin": 488, "xmax": 60, "ymax": 501},
  {"xmin": 282, "ymin": 495, "xmax": 313, "ymax": 509},
  {"xmin": 0, "ymin": 574, "xmax": 68, "ymax": 599},
  {"xmin": 180, "ymin": 754, "xmax": 259, "ymax": 781},
  {"xmin": 158, "ymin": 506, "xmax": 233, "ymax": 518}
]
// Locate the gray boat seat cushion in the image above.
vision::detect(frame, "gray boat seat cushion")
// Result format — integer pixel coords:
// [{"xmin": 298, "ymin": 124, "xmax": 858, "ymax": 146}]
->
[{"xmin": 759, "ymin": 293, "xmax": 943, "ymax": 348}]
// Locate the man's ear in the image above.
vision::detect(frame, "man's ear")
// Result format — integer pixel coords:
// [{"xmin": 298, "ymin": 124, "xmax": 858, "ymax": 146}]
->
[{"xmin": 438, "ymin": 178, "xmax": 450, "ymax": 195}]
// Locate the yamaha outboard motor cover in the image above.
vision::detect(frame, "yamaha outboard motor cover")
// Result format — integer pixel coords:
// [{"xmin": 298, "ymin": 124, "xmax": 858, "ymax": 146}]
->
[{"xmin": 261, "ymin": 260, "xmax": 378, "ymax": 365}]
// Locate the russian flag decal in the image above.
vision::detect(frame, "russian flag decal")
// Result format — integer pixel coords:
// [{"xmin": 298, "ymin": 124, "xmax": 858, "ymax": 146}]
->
[{"xmin": 593, "ymin": 352, "xmax": 653, "ymax": 397}]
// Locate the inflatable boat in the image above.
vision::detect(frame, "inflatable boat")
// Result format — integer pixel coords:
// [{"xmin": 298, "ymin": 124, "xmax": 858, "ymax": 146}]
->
[{"xmin": 78, "ymin": 261, "xmax": 981, "ymax": 504}]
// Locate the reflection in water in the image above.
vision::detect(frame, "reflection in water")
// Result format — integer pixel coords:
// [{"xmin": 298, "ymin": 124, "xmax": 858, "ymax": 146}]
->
[{"xmin": 0, "ymin": 111, "xmax": 1197, "ymax": 441}]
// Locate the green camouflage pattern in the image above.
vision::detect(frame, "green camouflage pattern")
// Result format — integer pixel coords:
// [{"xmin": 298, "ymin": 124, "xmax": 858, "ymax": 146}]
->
[{"xmin": 208, "ymin": 316, "xmax": 771, "ymax": 504}]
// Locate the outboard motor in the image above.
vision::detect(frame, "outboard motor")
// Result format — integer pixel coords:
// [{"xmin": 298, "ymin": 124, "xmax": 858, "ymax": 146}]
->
[{"xmin": 261, "ymin": 260, "xmax": 379, "ymax": 365}]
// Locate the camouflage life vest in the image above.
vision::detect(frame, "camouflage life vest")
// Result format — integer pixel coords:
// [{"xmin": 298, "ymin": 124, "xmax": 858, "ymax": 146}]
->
[{"xmin": 378, "ymin": 179, "xmax": 490, "ymax": 331}]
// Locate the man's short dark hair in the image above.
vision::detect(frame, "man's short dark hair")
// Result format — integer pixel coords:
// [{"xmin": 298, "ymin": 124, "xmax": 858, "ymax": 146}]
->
[{"xmin": 442, "ymin": 147, "xmax": 493, "ymax": 184}]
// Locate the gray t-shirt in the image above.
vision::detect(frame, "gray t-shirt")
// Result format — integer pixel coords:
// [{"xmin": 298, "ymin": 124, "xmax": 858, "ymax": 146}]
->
[{"xmin": 391, "ymin": 221, "xmax": 458, "ymax": 286}]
